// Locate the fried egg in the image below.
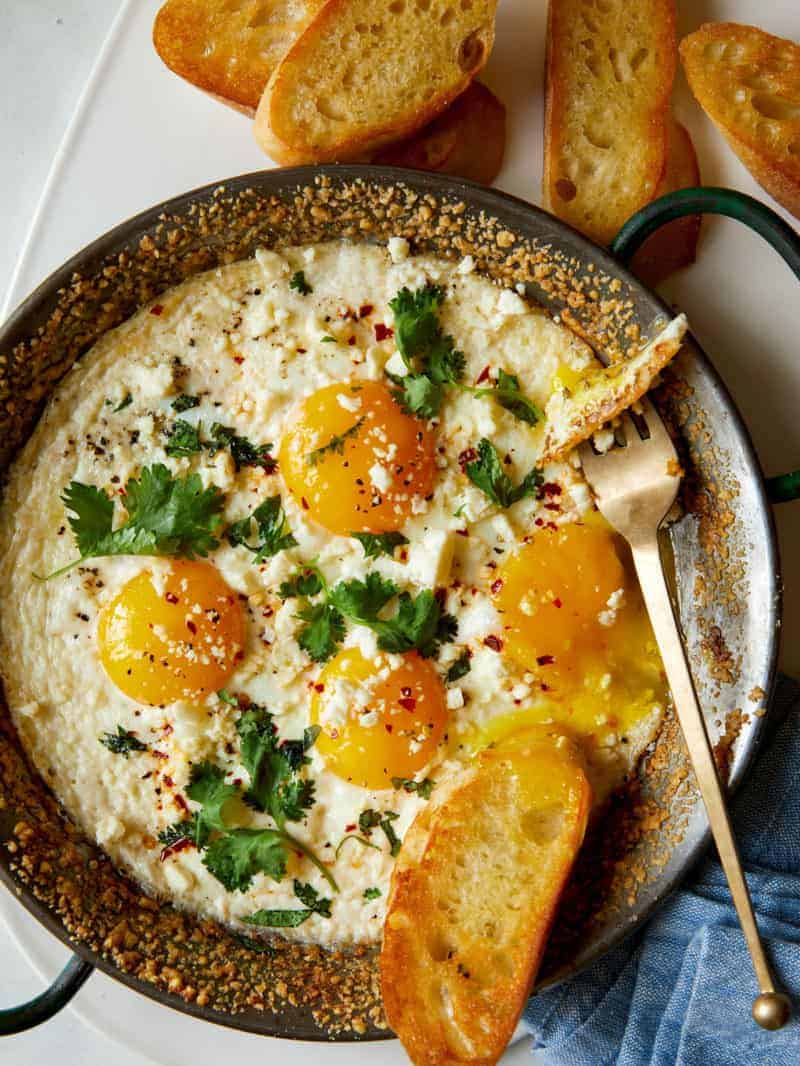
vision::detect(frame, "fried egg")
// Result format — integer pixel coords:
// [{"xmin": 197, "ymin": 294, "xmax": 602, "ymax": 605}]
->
[{"xmin": 0, "ymin": 240, "xmax": 676, "ymax": 947}]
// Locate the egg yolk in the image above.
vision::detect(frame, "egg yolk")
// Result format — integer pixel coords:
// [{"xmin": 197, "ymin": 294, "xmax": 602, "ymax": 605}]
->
[
  {"xmin": 311, "ymin": 648, "xmax": 448, "ymax": 789},
  {"xmin": 279, "ymin": 381, "xmax": 435, "ymax": 535},
  {"xmin": 98, "ymin": 561, "xmax": 245, "ymax": 705},
  {"xmin": 493, "ymin": 521, "xmax": 667, "ymax": 742}
]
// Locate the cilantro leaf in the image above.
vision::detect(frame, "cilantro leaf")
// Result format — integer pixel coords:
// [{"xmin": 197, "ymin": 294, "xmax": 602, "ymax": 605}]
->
[
  {"xmin": 306, "ymin": 419, "xmax": 364, "ymax": 467},
  {"xmin": 208, "ymin": 423, "xmax": 276, "ymax": 473},
  {"xmin": 389, "ymin": 284, "xmax": 445, "ymax": 361},
  {"xmin": 236, "ymin": 705, "xmax": 316, "ymax": 824},
  {"xmin": 390, "ymin": 372, "xmax": 444, "ymax": 420},
  {"xmin": 297, "ymin": 602, "xmax": 345, "ymax": 663},
  {"xmin": 278, "ymin": 568, "xmax": 324, "ymax": 600},
  {"xmin": 359, "ymin": 809, "xmax": 402, "ymax": 857},
  {"xmin": 41, "ymin": 466, "xmax": 225, "ymax": 579},
  {"xmin": 426, "ymin": 332, "xmax": 466, "ymax": 386},
  {"xmin": 186, "ymin": 760, "xmax": 238, "ymax": 836},
  {"xmin": 99, "ymin": 726, "xmax": 147, "ymax": 758},
  {"xmin": 164, "ymin": 419, "xmax": 203, "ymax": 457},
  {"xmin": 493, "ymin": 369, "xmax": 543, "ymax": 426},
  {"xmin": 328, "ymin": 572, "xmax": 398, "ymax": 623},
  {"xmin": 289, "ymin": 270, "xmax": 312, "ymax": 295},
  {"xmin": 279, "ymin": 724, "xmax": 321, "ymax": 772},
  {"xmin": 203, "ymin": 827, "xmax": 287, "ymax": 892},
  {"xmin": 227, "ymin": 496, "xmax": 297, "ymax": 562},
  {"xmin": 351, "ymin": 531, "xmax": 409, "ymax": 559},
  {"xmin": 157, "ymin": 813, "xmax": 208, "ymax": 853},
  {"xmin": 243, "ymin": 881, "xmax": 332, "ymax": 927},
  {"xmin": 171, "ymin": 394, "xmax": 200, "ymax": 413},
  {"xmin": 320, "ymin": 335, "xmax": 337, "ymax": 344},
  {"xmin": 446, "ymin": 649, "xmax": 471, "ymax": 683},
  {"xmin": 363, "ymin": 887, "xmax": 381, "ymax": 901},
  {"xmin": 391, "ymin": 777, "xmax": 435, "ymax": 799},
  {"xmin": 464, "ymin": 439, "xmax": 543, "ymax": 508}
]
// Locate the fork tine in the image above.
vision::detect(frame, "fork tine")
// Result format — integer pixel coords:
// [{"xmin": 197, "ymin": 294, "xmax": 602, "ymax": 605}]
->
[{"xmin": 637, "ymin": 396, "xmax": 678, "ymax": 457}]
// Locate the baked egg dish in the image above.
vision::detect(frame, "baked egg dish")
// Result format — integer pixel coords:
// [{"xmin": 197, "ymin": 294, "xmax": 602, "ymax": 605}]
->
[{"xmin": 0, "ymin": 239, "xmax": 685, "ymax": 947}]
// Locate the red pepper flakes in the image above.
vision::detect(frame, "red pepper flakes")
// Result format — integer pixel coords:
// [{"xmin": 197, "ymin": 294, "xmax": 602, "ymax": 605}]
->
[
  {"xmin": 296, "ymin": 347, "xmax": 307, "ymax": 354},
  {"xmin": 553, "ymin": 598, "xmax": 563, "ymax": 608},
  {"xmin": 455, "ymin": 528, "xmax": 469, "ymax": 538},
  {"xmin": 476, "ymin": 365, "xmax": 491, "ymax": 384},
  {"xmin": 163, "ymin": 775, "xmax": 175, "ymax": 788},
  {"xmin": 152, "ymin": 750, "xmax": 168, "ymax": 760},
  {"xmin": 160, "ymin": 837, "xmax": 193, "ymax": 862},
  {"xmin": 233, "ymin": 355, "xmax": 245, "ymax": 365},
  {"xmin": 374, "ymin": 323, "xmax": 393, "ymax": 341},
  {"xmin": 314, "ymin": 683, "xmax": 325, "ymax": 693},
  {"xmin": 385, "ymin": 723, "xmax": 394, "ymax": 734},
  {"xmin": 401, "ymin": 686, "xmax": 412, "ymax": 697},
  {"xmin": 301, "ymin": 497, "xmax": 310, "ymax": 510},
  {"xmin": 484, "ymin": 635, "xmax": 503, "ymax": 652},
  {"xmin": 458, "ymin": 447, "xmax": 478, "ymax": 469},
  {"xmin": 490, "ymin": 578, "xmax": 503, "ymax": 595},
  {"xmin": 545, "ymin": 502, "xmax": 561, "ymax": 512},
  {"xmin": 348, "ymin": 335, "xmax": 357, "ymax": 346},
  {"xmin": 150, "ymin": 304, "xmax": 164, "ymax": 316},
  {"xmin": 175, "ymin": 793, "xmax": 189, "ymax": 813},
  {"xmin": 541, "ymin": 482, "xmax": 562, "ymax": 497},
  {"xmin": 537, "ymin": 654, "xmax": 554, "ymax": 666},
  {"xmin": 345, "ymin": 823, "xmax": 357, "ymax": 832},
  {"xmin": 399, "ymin": 697, "xmax": 417, "ymax": 711},
  {"xmin": 534, "ymin": 517, "xmax": 545, "ymax": 527},
  {"xmin": 186, "ymin": 620, "xmax": 197, "ymax": 634},
  {"xmin": 165, "ymin": 592, "xmax": 179, "ymax": 604},
  {"xmin": 359, "ymin": 304, "xmax": 374, "ymax": 318}
]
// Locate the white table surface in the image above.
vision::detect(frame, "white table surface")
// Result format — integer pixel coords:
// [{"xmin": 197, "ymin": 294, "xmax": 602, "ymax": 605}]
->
[{"xmin": 1, "ymin": 1, "xmax": 799, "ymax": 1064}]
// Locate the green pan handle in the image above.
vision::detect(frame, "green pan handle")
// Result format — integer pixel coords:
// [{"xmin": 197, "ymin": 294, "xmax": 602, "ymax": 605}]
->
[
  {"xmin": 610, "ymin": 186, "xmax": 800, "ymax": 504},
  {"xmin": 0, "ymin": 954, "xmax": 93, "ymax": 1036}
]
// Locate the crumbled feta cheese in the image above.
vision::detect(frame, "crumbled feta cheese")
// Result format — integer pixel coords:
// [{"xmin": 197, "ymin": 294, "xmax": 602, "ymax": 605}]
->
[
  {"xmin": 598, "ymin": 587, "xmax": 626, "ymax": 627},
  {"xmin": 446, "ymin": 687, "xmax": 465, "ymax": 710},
  {"xmin": 369, "ymin": 462, "xmax": 392, "ymax": 493},
  {"xmin": 457, "ymin": 255, "xmax": 476, "ymax": 275},
  {"xmin": 511, "ymin": 683, "xmax": 531, "ymax": 701},
  {"xmin": 406, "ymin": 530, "xmax": 454, "ymax": 587},
  {"xmin": 384, "ymin": 351, "xmax": 408, "ymax": 378},
  {"xmin": 496, "ymin": 289, "xmax": 527, "ymax": 317},
  {"xmin": 592, "ymin": 427, "xmax": 615, "ymax": 454},
  {"xmin": 337, "ymin": 392, "xmax": 362, "ymax": 413},
  {"xmin": 387, "ymin": 237, "xmax": 410, "ymax": 263}
]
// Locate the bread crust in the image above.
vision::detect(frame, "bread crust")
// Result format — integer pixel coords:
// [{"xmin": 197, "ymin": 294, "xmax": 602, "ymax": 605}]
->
[
  {"xmin": 543, "ymin": 0, "xmax": 676, "ymax": 246},
  {"xmin": 254, "ymin": 0, "xmax": 497, "ymax": 164},
  {"xmin": 680, "ymin": 22, "xmax": 800, "ymax": 220},
  {"xmin": 381, "ymin": 735, "xmax": 591, "ymax": 1065}
]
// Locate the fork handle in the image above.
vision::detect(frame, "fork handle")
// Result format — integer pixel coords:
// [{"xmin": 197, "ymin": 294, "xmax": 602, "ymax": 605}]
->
[{"xmin": 631, "ymin": 536, "xmax": 791, "ymax": 1030}]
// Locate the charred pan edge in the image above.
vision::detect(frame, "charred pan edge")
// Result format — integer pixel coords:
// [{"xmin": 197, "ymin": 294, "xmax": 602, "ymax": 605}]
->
[{"xmin": 0, "ymin": 167, "xmax": 780, "ymax": 1040}]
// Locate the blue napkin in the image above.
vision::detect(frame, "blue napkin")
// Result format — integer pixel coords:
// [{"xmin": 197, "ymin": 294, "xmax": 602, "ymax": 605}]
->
[{"xmin": 523, "ymin": 673, "xmax": 800, "ymax": 1065}]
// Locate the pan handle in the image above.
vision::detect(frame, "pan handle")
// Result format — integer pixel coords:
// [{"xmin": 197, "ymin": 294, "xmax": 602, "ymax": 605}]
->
[
  {"xmin": 0, "ymin": 954, "xmax": 93, "ymax": 1036},
  {"xmin": 611, "ymin": 186, "xmax": 800, "ymax": 505}
]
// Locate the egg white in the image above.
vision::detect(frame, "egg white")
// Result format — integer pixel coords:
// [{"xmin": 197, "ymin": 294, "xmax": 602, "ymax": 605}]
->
[{"xmin": 0, "ymin": 241, "xmax": 661, "ymax": 946}]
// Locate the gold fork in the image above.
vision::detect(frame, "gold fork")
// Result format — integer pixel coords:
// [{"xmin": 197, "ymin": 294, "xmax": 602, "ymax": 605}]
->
[{"xmin": 578, "ymin": 395, "xmax": 791, "ymax": 1031}]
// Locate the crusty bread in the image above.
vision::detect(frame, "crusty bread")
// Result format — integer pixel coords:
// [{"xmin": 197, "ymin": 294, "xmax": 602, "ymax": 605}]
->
[
  {"xmin": 381, "ymin": 730, "xmax": 591, "ymax": 1065},
  {"xmin": 680, "ymin": 23, "xmax": 800, "ymax": 220},
  {"xmin": 153, "ymin": 0, "xmax": 324, "ymax": 116},
  {"xmin": 544, "ymin": 0, "xmax": 676, "ymax": 246},
  {"xmin": 374, "ymin": 81, "xmax": 506, "ymax": 185},
  {"xmin": 254, "ymin": 0, "xmax": 498, "ymax": 164},
  {"xmin": 539, "ymin": 313, "xmax": 687, "ymax": 465},
  {"xmin": 631, "ymin": 117, "xmax": 702, "ymax": 287}
]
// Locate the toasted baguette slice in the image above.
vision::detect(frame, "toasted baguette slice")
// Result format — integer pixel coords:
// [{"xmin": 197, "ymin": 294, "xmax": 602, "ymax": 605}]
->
[
  {"xmin": 539, "ymin": 314, "xmax": 687, "ymax": 465},
  {"xmin": 374, "ymin": 81, "xmax": 506, "ymax": 185},
  {"xmin": 153, "ymin": 0, "xmax": 324, "ymax": 116},
  {"xmin": 254, "ymin": 0, "xmax": 498, "ymax": 164},
  {"xmin": 381, "ymin": 730, "xmax": 591, "ymax": 1066},
  {"xmin": 680, "ymin": 23, "xmax": 800, "ymax": 219},
  {"xmin": 544, "ymin": 0, "xmax": 676, "ymax": 246},
  {"xmin": 631, "ymin": 117, "xmax": 702, "ymax": 287}
]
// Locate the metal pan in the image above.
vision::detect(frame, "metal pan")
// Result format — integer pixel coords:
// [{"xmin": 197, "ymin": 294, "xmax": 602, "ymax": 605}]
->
[{"xmin": 0, "ymin": 167, "xmax": 795, "ymax": 1042}]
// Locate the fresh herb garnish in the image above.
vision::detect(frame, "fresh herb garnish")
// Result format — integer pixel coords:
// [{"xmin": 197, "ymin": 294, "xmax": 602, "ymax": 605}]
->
[
  {"xmin": 243, "ymin": 879, "xmax": 332, "ymax": 927},
  {"xmin": 280, "ymin": 566, "xmax": 457, "ymax": 663},
  {"xmin": 463, "ymin": 369, "xmax": 543, "ymax": 426},
  {"xmin": 99, "ymin": 726, "xmax": 147, "ymax": 758},
  {"xmin": 164, "ymin": 419, "xmax": 203, "ymax": 458},
  {"xmin": 113, "ymin": 393, "xmax": 133, "ymax": 413},
  {"xmin": 227, "ymin": 496, "xmax": 297, "ymax": 563},
  {"xmin": 464, "ymin": 439, "xmax": 543, "ymax": 508},
  {"xmin": 446, "ymin": 649, "xmax": 471, "ymax": 683},
  {"xmin": 352, "ymin": 531, "xmax": 409, "ymax": 559},
  {"xmin": 363, "ymin": 887, "xmax": 381, "ymax": 901},
  {"xmin": 39, "ymin": 465, "xmax": 225, "ymax": 580},
  {"xmin": 306, "ymin": 419, "xmax": 364, "ymax": 467},
  {"xmin": 289, "ymin": 270, "xmax": 312, "ymax": 295},
  {"xmin": 359, "ymin": 809, "xmax": 402, "ymax": 857},
  {"xmin": 387, "ymin": 283, "xmax": 465, "ymax": 419},
  {"xmin": 334, "ymin": 833, "xmax": 381, "ymax": 859},
  {"xmin": 208, "ymin": 423, "xmax": 276, "ymax": 473},
  {"xmin": 203, "ymin": 828, "xmax": 287, "ymax": 892},
  {"xmin": 320, "ymin": 335, "xmax": 337, "ymax": 344},
  {"xmin": 391, "ymin": 777, "xmax": 435, "ymax": 799},
  {"xmin": 171, "ymin": 394, "xmax": 201, "ymax": 413}
]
